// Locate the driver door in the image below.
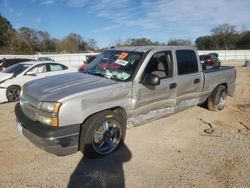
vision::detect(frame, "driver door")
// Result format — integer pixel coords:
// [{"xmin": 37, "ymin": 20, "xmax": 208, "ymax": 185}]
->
[
  {"xmin": 132, "ymin": 51, "xmax": 177, "ymax": 118},
  {"xmin": 22, "ymin": 64, "xmax": 48, "ymax": 83}
]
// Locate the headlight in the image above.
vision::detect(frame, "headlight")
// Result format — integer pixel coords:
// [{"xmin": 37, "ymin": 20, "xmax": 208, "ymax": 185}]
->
[
  {"xmin": 38, "ymin": 102, "xmax": 61, "ymax": 126},
  {"xmin": 39, "ymin": 102, "xmax": 61, "ymax": 113}
]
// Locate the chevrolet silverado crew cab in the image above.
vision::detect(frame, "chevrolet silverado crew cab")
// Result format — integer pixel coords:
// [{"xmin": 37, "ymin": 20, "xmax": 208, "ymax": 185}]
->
[{"xmin": 15, "ymin": 46, "xmax": 236, "ymax": 158}]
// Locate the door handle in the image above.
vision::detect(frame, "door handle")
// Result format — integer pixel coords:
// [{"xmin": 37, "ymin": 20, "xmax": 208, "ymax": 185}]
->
[
  {"xmin": 170, "ymin": 83, "xmax": 177, "ymax": 89},
  {"xmin": 194, "ymin": 79, "xmax": 200, "ymax": 84}
]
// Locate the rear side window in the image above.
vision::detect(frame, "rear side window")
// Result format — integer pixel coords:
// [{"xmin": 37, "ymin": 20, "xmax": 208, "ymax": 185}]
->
[
  {"xmin": 199, "ymin": 55, "xmax": 209, "ymax": 61},
  {"xmin": 176, "ymin": 50, "xmax": 198, "ymax": 75},
  {"xmin": 48, "ymin": 63, "xmax": 68, "ymax": 71}
]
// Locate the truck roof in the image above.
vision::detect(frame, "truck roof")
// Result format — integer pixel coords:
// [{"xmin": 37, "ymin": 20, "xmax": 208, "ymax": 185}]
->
[{"xmin": 112, "ymin": 46, "xmax": 197, "ymax": 53}]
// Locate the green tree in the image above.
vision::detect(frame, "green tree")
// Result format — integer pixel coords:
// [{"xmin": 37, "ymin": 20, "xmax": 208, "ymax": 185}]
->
[
  {"xmin": 15, "ymin": 41, "xmax": 33, "ymax": 54},
  {"xmin": 168, "ymin": 38, "xmax": 192, "ymax": 46},
  {"xmin": 211, "ymin": 23, "xmax": 239, "ymax": 50},
  {"xmin": 87, "ymin": 38, "xmax": 97, "ymax": 51},
  {"xmin": 195, "ymin": 36, "xmax": 216, "ymax": 50},
  {"xmin": 0, "ymin": 14, "xmax": 17, "ymax": 53},
  {"xmin": 18, "ymin": 27, "xmax": 40, "ymax": 53},
  {"xmin": 124, "ymin": 38, "xmax": 160, "ymax": 46},
  {"xmin": 237, "ymin": 31, "xmax": 250, "ymax": 49},
  {"xmin": 58, "ymin": 33, "xmax": 87, "ymax": 53},
  {"xmin": 37, "ymin": 31, "xmax": 56, "ymax": 52}
]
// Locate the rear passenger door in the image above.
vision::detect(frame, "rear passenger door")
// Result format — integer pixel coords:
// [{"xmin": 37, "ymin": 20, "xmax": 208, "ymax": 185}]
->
[{"xmin": 175, "ymin": 50, "xmax": 203, "ymax": 110}]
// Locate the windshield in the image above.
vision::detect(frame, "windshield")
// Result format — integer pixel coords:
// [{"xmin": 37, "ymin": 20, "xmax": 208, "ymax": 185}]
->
[
  {"xmin": 86, "ymin": 50, "xmax": 143, "ymax": 81},
  {"xmin": 3, "ymin": 63, "xmax": 31, "ymax": 75}
]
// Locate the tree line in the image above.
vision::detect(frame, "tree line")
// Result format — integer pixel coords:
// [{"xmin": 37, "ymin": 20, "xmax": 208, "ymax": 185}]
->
[
  {"xmin": 0, "ymin": 14, "xmax": 97, "ymax": 54},
  {"xmin": 1, "ymin": 14, "xmax": 250, "ymax": 55},
  {"xmin": 195, "ymin": 24, "xmax": 250, "ymax": 50},
  {"xmin": 112, "ymin": 24, "xmax": 250, "ymax": 50}
]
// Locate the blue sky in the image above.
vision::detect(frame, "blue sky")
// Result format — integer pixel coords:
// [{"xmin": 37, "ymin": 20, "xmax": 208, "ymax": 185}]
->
[{"xmin": 1, "ymin": 0, "xmax": 250, "ymax": 48}]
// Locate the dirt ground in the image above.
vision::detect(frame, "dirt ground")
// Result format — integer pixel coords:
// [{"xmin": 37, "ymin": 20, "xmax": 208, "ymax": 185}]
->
[{"xmin": 0, "ymin": 62, "xmax": 249, "ymax": 188}]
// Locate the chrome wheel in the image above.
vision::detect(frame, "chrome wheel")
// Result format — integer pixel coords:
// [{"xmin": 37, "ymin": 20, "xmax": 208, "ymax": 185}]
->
[
  {"xmin": 7, "ymin": 86, "xmax": 20, "ymax": 102},
  {"xmin": 92, "ymin": 120, "xmax": 122, "ymax": 155},
  {"xmin": 217, "ymin": 90, "xmax": 227, "ymax": 110}
]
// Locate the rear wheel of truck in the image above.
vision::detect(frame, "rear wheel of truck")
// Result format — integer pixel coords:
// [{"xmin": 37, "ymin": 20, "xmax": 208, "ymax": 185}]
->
[
  {"xmin": 80, "ymin": 110, "xmax": 126, "ymax": 158},
  {"xmin": 6, "ymin": 86, "xmax": 21, "ymax": 102},
  {"xmin": 208, "ymin": 85, "xmax": 227, "ymax": 111}
]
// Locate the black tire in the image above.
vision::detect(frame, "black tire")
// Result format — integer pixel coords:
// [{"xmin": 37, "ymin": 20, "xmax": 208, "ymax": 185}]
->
[
  {"xmin": 208, "ymin": 85, "xmax": 227, "ymax": 111},
  {"xmin": 6, "ymin": 86, "xmax": 21, "ymax": 102},
  {"xmin": 79, "ymin": 110, "xmax": 126, "ymax": 158}
]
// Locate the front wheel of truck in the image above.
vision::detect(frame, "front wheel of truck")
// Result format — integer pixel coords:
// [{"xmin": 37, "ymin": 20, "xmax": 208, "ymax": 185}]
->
[
  {"xmin": 80, "ymin": 110, "xmax": 126, "ymax": 158},
  {"xmin": 208, "ymin": 85, "xmax": 227, "ymax": 111}
]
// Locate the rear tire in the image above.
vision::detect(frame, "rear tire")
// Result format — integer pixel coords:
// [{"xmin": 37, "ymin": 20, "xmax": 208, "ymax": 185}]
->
[
  {"xmin": 208, "ymin": 85, "xmax": 227, "ymax": 111},
  {"xmin": 6, "ymin": 86, "xmax": 21, "ymax": 102},
  {"xmin": 79, "ymin": 110, "xmax": 126, "ymax": 158}
]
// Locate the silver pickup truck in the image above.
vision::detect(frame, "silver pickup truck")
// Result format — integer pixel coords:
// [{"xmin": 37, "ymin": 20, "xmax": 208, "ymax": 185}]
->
[{"xmin": 15, "ymin": 46, "xmax": 236, "ymax": 157}]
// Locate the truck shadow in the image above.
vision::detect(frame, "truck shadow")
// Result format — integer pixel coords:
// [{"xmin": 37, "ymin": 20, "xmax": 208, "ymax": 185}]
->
[
  {"xmin": 198, "ymin": 101, "xmax": 209, "ymax": 110},
  {"xmin": 68, "ymin": 144, "xmax": 132, "ymax": 188}
]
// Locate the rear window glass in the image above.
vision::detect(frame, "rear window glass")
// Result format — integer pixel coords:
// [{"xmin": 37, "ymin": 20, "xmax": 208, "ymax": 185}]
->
[
  {"xmin": 176, "ymin": 50, "xmax": 198, "ymax": 75},
  {"xmin": 199, "ymin": 55, "xmax": 210, "ymax": 61},
  {"xmin": 49, "ymin": 64, "xmax": 67, "ymax": 71}
]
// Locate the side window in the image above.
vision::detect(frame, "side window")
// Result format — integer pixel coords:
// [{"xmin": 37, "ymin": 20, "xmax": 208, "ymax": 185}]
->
[
  {"xmin": 48, "ymin": 64, "xmax": 67, "ymax": 72},
  {"xmin": 144, "ymin": 51, "xmax": 173, "ymax": 79},
  {"xmin": 176, "ymin": 50, "xmax": 198, "ymax": 75},
  {"xmin": 27, "ymin": 64, "xmax": 47, "ymax": 74}
]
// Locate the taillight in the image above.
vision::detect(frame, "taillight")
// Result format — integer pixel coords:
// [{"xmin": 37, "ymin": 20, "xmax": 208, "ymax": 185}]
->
[{"xmin": 207, "ymin": 59, "xmax": 213, "ymax": 65}]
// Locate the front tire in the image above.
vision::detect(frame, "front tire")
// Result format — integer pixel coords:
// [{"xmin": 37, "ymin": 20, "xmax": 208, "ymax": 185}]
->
[
  {"xmin": 6, "ymin": 86, "xmax": 21, "ymax": 102},
  {"xmin": 80, "ymin": 110, "xmax": 126, "ymax": 158},
  {"xmin": 208, "ymin": 85, "xmax": 227, "ymax": 111}
]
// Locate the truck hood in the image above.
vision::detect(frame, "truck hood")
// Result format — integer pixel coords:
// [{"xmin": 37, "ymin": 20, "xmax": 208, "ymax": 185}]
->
[
  {"xmin": 23, "ymin": 72, "xmax": 120, "ymax": 101},
  {"xmin": 0, "ymin": 72, "xmax": 13, "ymax": 83}
]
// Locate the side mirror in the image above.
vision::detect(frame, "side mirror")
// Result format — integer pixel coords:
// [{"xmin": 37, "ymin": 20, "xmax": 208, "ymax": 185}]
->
[{"xmin": 143, "ymin": 73, "xmax": 160, "ymax": 86}]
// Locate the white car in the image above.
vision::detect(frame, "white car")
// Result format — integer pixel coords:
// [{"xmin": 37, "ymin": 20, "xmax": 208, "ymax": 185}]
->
[{"xmin": 0, "ymin": 61, "xmax": 77, "ymax": 103}]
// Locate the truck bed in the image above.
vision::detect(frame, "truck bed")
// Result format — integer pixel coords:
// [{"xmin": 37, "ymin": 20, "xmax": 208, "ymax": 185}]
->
[{"xmin": 201, "ymin": 66, "xmax": 236, "ymax": 100}]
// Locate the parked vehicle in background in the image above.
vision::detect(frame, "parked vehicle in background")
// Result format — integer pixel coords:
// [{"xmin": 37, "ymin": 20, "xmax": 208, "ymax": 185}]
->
[
  {"xmin": 0, "ymin": 61, "xmax": 77, "ymax": 103},
  {"xmin": 0, "ymin": 58, "xmax": 34, "ymax": 72},
  {"xmin": 15, "ymin": 46, "xmax": 236, "ymax": 158},
  {"xmin": 199, "ymin": 53, "xmax": 221, "ymax": 69},
  {"xmin": 78, "ymin": 54, "xmax": 99, "ymax": 71},
  {"xmin": 37, "ymin": 57, "xmax": 54, "ymax": 61}
]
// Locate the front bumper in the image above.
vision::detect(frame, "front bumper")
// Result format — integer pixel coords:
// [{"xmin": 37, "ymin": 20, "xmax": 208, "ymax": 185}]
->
[
  {"xmin": 0, "ymin": 88, "xmax": 8, "ymax": 103},
  {"xmin": 15, "ymin": 103, "xmax": 80, "ymax": 156}
]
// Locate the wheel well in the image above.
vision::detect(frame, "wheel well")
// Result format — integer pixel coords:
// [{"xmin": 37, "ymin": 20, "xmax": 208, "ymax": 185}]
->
[
  {"xmin": 202, "ymin": 83, "xmax": 228, "ymax": 105},
  {"xmin": 78, "ymin": 107, "xmax": 127, "ymax": 151},
  {"xmin": 209, "ymin": 83, "xmax": 228, "ymax": 99},
  {"xmin": 220, "ymin": 83, "xmax": 228, "ymax": 89},
  {"xmin": 210, "ymin": 83, "xmax": 227, "ymax": 94},
  {"xmin": 81, "ymin": 107, "xmax": 127, "ymax": 125},
  {"xmin": 7, "ymin": 85, "xmax": 21, "ymax": 90}
]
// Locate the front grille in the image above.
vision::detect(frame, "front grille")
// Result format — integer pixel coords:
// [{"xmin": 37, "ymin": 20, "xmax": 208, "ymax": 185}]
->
[{"xmin": 20, "ymin": 93, "xmax": 40, "ymax": 121}]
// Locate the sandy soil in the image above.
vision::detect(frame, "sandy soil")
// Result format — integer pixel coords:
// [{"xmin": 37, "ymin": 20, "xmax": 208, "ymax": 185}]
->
[{"xmin": 0, "ymin": 63, "xmax": 249, "ymax": 188}]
